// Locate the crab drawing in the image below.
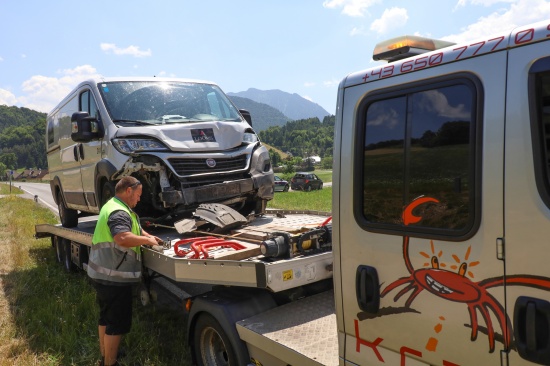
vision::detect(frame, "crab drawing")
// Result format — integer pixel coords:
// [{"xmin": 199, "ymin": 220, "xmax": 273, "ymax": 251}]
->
[{"xmin": 381, "ymin": 196, "xmax": 550, "ymax": 353}]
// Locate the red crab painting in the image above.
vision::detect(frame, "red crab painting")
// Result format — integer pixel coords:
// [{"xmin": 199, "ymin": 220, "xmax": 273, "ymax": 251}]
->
[{"xmin": 380, "ymin": 196, "xmax": 550, "ymax": 353}]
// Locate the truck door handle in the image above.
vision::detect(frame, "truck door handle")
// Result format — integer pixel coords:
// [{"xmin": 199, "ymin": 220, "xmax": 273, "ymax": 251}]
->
[
  {"xmin": 356, "ymin": 265, "xmax": 380, "ymax": 314},
  {"xmin": 514, "ymin": 296, "xmax": 550, "ymax": 365}
]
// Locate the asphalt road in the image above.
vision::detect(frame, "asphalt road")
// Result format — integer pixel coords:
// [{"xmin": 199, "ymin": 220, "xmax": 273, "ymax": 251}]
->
[{"xmin": 7, "ymin": 181, "xmax": 59, "ymax": 214}]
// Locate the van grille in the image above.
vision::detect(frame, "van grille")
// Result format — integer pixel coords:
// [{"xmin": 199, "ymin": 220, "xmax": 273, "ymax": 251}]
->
[{"xmin": 168, "ymin": 155, "xmax": 248, "ymax": 176}]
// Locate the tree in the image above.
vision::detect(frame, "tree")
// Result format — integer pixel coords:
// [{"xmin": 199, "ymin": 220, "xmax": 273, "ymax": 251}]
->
[
  {"xmin": 0, "ymin": 153, "xmax": 17, "ymax": 169},
  {"xmin": 321, "ymin": 156, "xmax": 333, "ymax": 169}
]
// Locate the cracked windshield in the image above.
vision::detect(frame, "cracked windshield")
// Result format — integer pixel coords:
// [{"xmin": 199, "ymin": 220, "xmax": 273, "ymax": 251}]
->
[{"xmin": 98, "ymin": 81, "xmax": 242, "ymax": 125}]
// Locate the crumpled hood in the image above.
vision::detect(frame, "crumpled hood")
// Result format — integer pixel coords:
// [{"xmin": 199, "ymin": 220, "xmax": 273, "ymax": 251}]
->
[{"xmin": 113, "ymin": 121, "xmax": 249, "ymax": 151}]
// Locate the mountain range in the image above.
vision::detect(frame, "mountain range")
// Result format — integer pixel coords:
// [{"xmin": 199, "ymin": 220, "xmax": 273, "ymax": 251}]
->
[{"xmin": 228, "ymin": 88, "xmax": 331, "ymax": 131}]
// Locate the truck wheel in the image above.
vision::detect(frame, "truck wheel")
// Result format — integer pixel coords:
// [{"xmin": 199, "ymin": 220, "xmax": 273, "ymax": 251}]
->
[
  {"xmin": 306, "ymin": 185, "xmax": 312, "ymax": 192},
  {"xmin": 62, "ymin": 238, "xmax": 77, "ymax": 273},
  {"xmin": 53, "ymin": 236, "xmax": 63, "ymax": 263},
  {"xmin": 283, "ymin": 184, "xmax": 289, "ymax": 192},
  {"xmin": 193, "ymin": 313, "xmax": 238, "ymax": 366},
  {"xmin": 57, "ymin": 192, "xmax": 78, "ymax": 228}
]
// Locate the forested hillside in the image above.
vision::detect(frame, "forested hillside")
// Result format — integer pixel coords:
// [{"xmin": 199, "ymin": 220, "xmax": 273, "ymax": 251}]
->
[
  {"xmin": 228, "ymin": 96, "xmax": 290, "ymax": 131},
  {"xmin": 259, "ymin": 115, "xmax": 335, "ymax": 158},
  {"xmin": 0, "ymin": 105, "xmax": 46, "ymax": 171}
]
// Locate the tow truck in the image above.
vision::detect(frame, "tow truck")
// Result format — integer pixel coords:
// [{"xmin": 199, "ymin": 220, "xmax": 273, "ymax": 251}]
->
[{"xmin": 37, "ymin": 18, "xmax": 550, "ymax": 366}]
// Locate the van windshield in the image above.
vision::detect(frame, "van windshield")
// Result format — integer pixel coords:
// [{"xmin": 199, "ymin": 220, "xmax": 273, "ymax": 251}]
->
[{"xmin": 98, "ymin": 81, "xmax": 243, "ymax": 125}]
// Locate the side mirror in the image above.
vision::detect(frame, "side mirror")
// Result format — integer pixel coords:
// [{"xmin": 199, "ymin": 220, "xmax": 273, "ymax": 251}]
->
[
  {"xmin": 239, "ymin": 109, "xmax": 252, "ymax": 127},
  {"xmin": 71, "ymin": 112, "xmax": 99, "ymax": 142}
]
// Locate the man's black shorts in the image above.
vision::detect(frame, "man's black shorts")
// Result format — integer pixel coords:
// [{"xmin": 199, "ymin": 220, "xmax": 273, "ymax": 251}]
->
[{"xmin": 94, "ymin": 282, "xmax": 133, "ymax": 335}]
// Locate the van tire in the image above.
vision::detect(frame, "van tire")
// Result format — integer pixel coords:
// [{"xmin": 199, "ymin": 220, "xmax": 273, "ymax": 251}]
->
[
  {"xmin": 57, "ymin": 192, "xmax": 78, "ymax": 228},
  {"xmin": 101, "ymin": 181, "xmax": 115, "ymax": 208}
]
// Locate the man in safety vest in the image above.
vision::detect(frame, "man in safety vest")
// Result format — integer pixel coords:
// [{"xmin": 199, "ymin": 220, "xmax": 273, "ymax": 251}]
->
[{"xmin": 87, "ymin": 176, "xmax": 162, "ymax": 366}]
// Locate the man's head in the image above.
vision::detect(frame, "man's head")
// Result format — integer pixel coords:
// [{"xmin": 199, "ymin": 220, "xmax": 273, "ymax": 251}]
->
[{"xmin": 115, "ymin": 176, "xmax": 142, "ymax": 208}]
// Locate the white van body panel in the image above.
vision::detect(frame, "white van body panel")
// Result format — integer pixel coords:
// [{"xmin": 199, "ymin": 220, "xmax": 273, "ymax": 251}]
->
[{"xmin": 335, "ymin": 19, "xmax": 550, "ymax": 366}]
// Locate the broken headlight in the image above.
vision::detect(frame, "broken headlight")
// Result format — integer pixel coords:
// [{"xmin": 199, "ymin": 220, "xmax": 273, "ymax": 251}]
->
[{"xmin": 112, "ymin": 138, "xmax": 170, "ymax": 154}]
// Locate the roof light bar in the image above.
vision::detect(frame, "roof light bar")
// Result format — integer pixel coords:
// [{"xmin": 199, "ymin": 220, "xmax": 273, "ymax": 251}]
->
[{"xmin": 373, "ymin": 35, "xmax": 455, "ymax": 62}]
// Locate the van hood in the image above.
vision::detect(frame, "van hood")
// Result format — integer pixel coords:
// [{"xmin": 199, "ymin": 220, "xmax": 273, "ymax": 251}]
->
[{"xmin": 113, "ymin": 121, "xmax": 250, "ymax": 151}]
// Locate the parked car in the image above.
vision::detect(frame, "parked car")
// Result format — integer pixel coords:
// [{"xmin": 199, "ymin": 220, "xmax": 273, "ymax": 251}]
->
[
  {"xmin": 290, "ymin": 172, "xmax": 323, "ymax": 191},
  {"xmin": 273, "ymin": 175, "xmax": 289, "ymax": 192}
]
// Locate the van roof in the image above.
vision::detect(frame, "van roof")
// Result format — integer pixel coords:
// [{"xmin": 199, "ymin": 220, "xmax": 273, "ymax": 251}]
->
[{"xmin": 342, "ymin": 19, "xmax": 550, "ymax": 88}]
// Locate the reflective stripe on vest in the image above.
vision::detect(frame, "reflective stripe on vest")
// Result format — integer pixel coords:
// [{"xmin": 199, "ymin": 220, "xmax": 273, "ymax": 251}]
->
[{"xmin": 87, "ymin": 197, "xmax": 142, "ymax": 283}]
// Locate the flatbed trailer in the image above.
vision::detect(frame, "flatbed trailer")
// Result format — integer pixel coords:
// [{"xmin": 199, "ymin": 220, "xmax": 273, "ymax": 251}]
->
[{"xmin": 35, "ymin": 209, "xmax": 338, "ymax": 366}]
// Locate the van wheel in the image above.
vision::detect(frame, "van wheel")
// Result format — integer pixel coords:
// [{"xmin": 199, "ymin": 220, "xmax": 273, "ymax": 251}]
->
[
  {"xmin": 57, "ymin": 192, "xmax": 78, "ymax": 228},
  {"xmin": 306, "ymin": 185, "xmax": 312, "ymax": 192},
  {"xmin": 101, "ymin": 181, "xmax": 115, "ymax": 208},
  {"xmin": 193, "ymin": 314, "xmax": 237, "ymax": 366}
]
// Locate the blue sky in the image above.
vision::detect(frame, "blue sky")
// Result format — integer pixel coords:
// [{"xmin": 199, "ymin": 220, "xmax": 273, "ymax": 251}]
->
[{"xmin": 1, "ymin": 0, "xmax": 549, "ymax": 115}]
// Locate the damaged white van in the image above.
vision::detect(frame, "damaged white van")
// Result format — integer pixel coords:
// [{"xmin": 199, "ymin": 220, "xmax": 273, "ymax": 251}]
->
[{"xmin": 46, "ymin": 77, "xmax": 274, "ymax": 227}]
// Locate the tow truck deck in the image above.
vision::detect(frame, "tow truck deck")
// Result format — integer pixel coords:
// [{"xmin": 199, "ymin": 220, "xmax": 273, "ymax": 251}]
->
[{"xmin": 35, "ymin": 209, "xmax": 338, "ymax": 365}]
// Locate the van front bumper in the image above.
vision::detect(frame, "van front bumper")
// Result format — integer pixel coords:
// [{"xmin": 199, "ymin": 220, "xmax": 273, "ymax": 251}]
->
[{"xmin": 160, "ymin": 178, "xmax": 258, "ymax": 206}]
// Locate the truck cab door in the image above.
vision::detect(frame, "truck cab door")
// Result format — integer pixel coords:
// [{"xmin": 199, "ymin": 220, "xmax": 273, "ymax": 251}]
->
[
  {"xmin": 504, "ymin": 30, "xmax": 550, "ymax": 365},
  {"xmin": 335, "ymin": 51, "xmax": 507, "ymax": 365}
]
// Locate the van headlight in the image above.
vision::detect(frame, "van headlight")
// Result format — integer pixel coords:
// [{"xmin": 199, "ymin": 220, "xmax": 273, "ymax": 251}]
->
[
  {"xmin": 112, "ymin": 138, "xmax": 170, "ymax": 154},
  {"xmin": 242, "ymin": 133, "xmax": 258, "ymax": 144}
]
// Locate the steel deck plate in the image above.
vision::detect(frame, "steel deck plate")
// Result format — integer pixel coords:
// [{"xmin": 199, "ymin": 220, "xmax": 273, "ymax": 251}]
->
[{"xmin": 237, "ymin": 290, "xmax": 338, "ymax": 366}]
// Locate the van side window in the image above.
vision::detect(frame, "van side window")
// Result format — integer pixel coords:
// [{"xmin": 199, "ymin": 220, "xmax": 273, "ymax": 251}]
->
[
  {"xmin": 79, "ymin": 90, "xmax": 99, "ymax": 119},
  {"xmin": 529, "ymin": 57, "xmax": 550, "ymax": 207},
  {"xmin": 357, "ymin": 76, "xmax": 481, "ymax": 238}
]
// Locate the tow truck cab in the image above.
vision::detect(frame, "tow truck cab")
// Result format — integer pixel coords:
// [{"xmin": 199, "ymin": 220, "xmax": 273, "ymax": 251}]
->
[{"xmin": 334, "ymin": 20, "xmax": 550, "ymax": 365}]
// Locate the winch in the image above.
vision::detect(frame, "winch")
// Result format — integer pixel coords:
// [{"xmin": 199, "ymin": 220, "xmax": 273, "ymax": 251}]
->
[{"xmin": 260, "ymin": 217, "xmax": 332, "ymax": 259}]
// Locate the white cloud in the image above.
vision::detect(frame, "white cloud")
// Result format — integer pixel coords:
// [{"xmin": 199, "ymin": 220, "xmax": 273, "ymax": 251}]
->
[
  {"xmin": 17, "ymin": 65, "xmax": 101, "ymax": 113},
  {"xmin": 303, "ymin": 95, "xmax": 314, "ymax": 102},
  {"xmin": 0, "ymin": 56, "xmax": 3, "ymax": 62},
  {"xmin": 445, "ymin": 0, "xmax": 550, "ymax": 43},
  {"xmin": 100, "ymin": 43, "xmax": 152, "ymax": 58},
  {"xmin": 0, "ymin": 89, "xmax": 17, "ymax": 106},
  {"xmin": 350, "ymin": 26, "xmax": 369, "ymax": 36},
  {"xmin": 304, "ymin": 82, "xmax": 316, "ymax": 87},
  {"xmin": 370, "ymin": 7, "xmax": 409, "ymax": 34},
  {"xmin": 323, "ymin": 79, "xmax": 340, "ymax": 87},
  {"xmin": 323, "ymin": 0, "xmax": 381, "ymax": 17},
  {"xmin": 419, "ymin": 90, "xmax": 470, "ymax": 119},
  {"xmin": 455, "ymin": 0, "xmax": 515, "ymax": 8}
]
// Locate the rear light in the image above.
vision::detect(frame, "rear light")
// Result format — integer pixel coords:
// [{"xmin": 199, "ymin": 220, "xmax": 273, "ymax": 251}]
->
[{"xmin": 305, "ymin": 179, "xmax": 309, "ymax": 183}]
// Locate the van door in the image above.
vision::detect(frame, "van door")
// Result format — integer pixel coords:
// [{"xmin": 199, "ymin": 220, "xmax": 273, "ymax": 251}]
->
[
  {"xmin": 336, "ymin": 52, "xmax": 507, "ymax": 365},
  {"xmin": 505, "ymin": 35, "xmax": 550, "ymax": 365},
  {"xmin": 77, "ymin": 90, "xmax": 104, "ymax": 210}
]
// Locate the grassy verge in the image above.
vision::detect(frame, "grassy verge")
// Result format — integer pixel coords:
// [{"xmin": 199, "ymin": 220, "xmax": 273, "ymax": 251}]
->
[
  {"xmin": 0, "ymin": 196, "xmax": 191, "ymax": 365},
  {"xmin": 268, "ymin": 187, "xmax": 332, "ymax": 212},
  {"xmin": 0, "ymin": 183, "xmax": 23, "ymax": 195}
]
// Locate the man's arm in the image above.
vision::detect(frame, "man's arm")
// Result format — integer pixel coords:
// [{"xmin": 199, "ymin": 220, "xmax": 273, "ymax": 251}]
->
[{"xmin": 108, "ymin": 210, "xmax": 158, "ymax": 248}]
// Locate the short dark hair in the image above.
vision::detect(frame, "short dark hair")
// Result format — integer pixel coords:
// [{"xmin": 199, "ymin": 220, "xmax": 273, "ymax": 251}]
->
[{"xmin": 115, "ymin": 176, "xmax": 141, "ymax": 194}]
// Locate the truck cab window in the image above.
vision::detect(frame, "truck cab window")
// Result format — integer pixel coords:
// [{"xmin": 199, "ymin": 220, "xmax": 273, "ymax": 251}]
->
[
  {"xmin": 359, "ymin": 77, "xmax": 480, "ymax": 238},
  {"xmin": 530, "ymin": 57, "xmax": 550, "ymax": 207}
]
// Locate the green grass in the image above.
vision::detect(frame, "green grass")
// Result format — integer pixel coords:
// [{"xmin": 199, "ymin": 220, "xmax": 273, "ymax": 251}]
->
[
  {"xmin": 269, "ymin": 187, "xmax": 332, "ymax": 212},
  {"xmin": 0, "ymin": 183, "xmax": 23, "ymax": 195},
  {"xmin": 312, "ymin": 170, "xmax": 333, "ymax": 183},
  {"xmin": 0, "ymin": 196, "xmax": 191, "ymax": 365}
]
